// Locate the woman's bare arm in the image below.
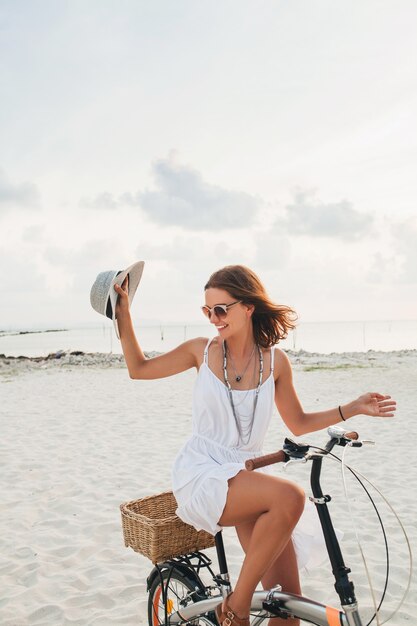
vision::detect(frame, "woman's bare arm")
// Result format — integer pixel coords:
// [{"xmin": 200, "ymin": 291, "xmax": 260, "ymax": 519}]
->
[
  {"xmin": 114, "ymin": 278, "xmax": 204, "ymax": 380},
  {"xmin": 274, "ymin": 349, "xmax": 396, "ymax": 435}
]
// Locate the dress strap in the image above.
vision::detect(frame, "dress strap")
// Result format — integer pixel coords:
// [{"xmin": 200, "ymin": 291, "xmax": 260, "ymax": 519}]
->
[
  {"xmin": 203, "ymin": 337, "xmax": 215, "ymax": 364},
  {"xmin": 270, "ymin": 346, "xmax": 275, "ymax": 373}
]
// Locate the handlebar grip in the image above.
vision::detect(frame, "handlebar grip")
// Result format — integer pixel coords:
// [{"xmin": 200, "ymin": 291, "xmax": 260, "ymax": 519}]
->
[
  {"xmin": 245, "ymin": 450, "xmax": 287, "ymax": 471},
  {"xmin": 345, "ymin": 431, "xmax": 359, "ymax": 440}
]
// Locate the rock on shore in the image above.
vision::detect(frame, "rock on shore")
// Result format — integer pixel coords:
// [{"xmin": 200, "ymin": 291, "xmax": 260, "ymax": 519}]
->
[{"xmin": 1, "ymin": 348, "xmax": 416, "ymax": 377}]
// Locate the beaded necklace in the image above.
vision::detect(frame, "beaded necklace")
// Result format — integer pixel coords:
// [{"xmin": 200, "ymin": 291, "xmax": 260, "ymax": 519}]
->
[
  {"xmin": 227, "ymin": 343, "xmax": 256, "ymax": 382},
  {"xmin": 222, "ymin": 340, "xmax": 263, "ymax": 444}
]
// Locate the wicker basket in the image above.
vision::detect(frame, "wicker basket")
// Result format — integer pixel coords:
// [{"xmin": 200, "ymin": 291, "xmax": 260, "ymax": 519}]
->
[{"xmin": 120, "ymin": 491, "xmax": 215, "ymax": 563}]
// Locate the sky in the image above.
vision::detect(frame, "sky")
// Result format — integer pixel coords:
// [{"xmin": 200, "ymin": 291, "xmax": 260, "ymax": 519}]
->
[{"xmin": 1, "ymin": 0, "xmax": 416, "ymax": 330}]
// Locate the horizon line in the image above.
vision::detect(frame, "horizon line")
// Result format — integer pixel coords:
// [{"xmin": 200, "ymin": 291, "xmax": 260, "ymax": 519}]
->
[{"xmin": 1, "ymin": 317, "xmax": 417, "ymax": 334}]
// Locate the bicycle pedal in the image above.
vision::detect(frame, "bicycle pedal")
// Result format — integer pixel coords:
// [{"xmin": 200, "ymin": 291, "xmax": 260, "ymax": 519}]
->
[{"xmin": 262, "ymin": 600, "xmax": 293, "ymax": 619}]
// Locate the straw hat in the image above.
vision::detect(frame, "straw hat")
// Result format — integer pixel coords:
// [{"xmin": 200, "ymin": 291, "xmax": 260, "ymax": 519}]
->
[{"xmin": 90, "ymin": 261, "xmax": 145, "ymax": 339}]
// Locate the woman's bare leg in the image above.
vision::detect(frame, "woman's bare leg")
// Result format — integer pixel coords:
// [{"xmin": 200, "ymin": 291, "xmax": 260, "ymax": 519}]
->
[
  {"xmin": 218, "ymin": 470, "xmax": 305, "ymax": 618},
  {"xmin": 237, "ymin": 520, "xmax": 301, "ymax": 626}
]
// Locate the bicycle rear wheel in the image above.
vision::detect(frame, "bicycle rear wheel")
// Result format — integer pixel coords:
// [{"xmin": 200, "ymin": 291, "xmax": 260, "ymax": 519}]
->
[{"xmin": 148, "ymin": 567, "xmax": 217, "ymax": 625}]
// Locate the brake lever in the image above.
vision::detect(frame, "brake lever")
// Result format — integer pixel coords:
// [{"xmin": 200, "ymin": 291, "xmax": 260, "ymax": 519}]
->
[
  {"xmin": 283, "ymin": 457, "xmax": 308, "ymax": 470},
  {"xmin": 347, "ymin": 439, "xmax": 375, "ymax": 447}
]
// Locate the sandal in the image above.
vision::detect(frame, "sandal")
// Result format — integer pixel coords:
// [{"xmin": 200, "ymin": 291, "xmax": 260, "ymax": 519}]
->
[{"xmin": 214, "ymin": 594, "xmax": 250, "ymax": 626}]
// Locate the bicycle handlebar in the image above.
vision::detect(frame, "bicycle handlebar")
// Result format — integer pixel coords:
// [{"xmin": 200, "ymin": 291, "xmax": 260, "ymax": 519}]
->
[
  {"xmin": 327, "ymin": 426, "xmax": 359, "ymax": 441},
  {"xmin": 245, "ymin": 449, "xmax": 287, "ymax": 471},
  {"xmin": 340, "ymin": 430, "xmax": 359, "ymax": 440},
  {"xmin": 245, "ymin": 430, "xmax": 360, "ymax": 471}
]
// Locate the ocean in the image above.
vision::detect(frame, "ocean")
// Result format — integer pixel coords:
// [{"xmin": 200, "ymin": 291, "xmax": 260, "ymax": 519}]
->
[{"xmin": 1, "ymin": 319, "xmax": 416, "ymax": 357}]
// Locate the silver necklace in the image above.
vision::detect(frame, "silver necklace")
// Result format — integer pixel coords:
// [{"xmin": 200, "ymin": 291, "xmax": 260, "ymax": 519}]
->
[
  {"xmin": 223, "ymin": 340, "xmax": 263, "ymax": 444},
  {"xmin": 227, "ymin": 343, "xmax": 256, "ymax": 382},
  {"xmin": 230, "ymin": 356, "xmax": 257, "ymax": 408}
]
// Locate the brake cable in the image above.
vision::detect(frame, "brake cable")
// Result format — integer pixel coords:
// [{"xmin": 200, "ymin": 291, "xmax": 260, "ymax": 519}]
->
[
  {"xmin": 309, "ymin": 444, "xmax": 412, "ymax": 625},
  {"xmin": 341, "ymin": 443, "xmax": 381, "ymax": 626}
]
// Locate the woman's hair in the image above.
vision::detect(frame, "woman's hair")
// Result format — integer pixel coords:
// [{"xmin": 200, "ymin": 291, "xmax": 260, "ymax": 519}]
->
[{"xmin": 204, "ymin": 265, "xmax": 298, "ymax": 348}]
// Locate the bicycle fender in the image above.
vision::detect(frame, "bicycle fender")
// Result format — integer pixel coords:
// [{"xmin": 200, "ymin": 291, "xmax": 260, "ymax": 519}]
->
[{"xmin": 146, "ymin": 560, "xmax": 206, "ymax": 593}]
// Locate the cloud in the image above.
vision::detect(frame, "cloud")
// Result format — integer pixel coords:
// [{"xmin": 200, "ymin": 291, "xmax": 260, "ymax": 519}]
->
[
  {"xmin": 79, "ymin": 156, "xmax": 259, "ymax": 230},
  {"xmin": 391, "ymin": 217, "xmax": 417, "ymax": 283},
  {"xmin": 280, "ymin": 190, "xmax": 373, "ymax": 240},
  {"xmin": 139, "ymin": 157, "xmax": 259, "ymax": 230},
  {"xmin": 80, "ymin": 158, "xmax": 259, "ymax": 231},
  {"xmin": 0, "ymin": 168, "xmax": 40, "ymax": 213},
  {"xmin": 79, "ymin": 192, "xmax": 120, "ymax": 210}
]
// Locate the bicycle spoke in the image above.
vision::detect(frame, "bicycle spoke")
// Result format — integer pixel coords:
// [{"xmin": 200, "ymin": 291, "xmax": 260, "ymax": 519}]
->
[{"xmin": 151, "ymin": 577, "xmax": 194, "ymax": 623}]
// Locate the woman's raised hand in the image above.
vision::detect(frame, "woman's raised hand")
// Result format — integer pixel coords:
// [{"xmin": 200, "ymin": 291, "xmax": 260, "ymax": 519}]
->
[
  {"xmin": 354, "ymin": 392, "xmax": 397, "ymax": 418},
  {"xmin": 114, "ymin": 275, "xmax": 130, "ymax": 317}
]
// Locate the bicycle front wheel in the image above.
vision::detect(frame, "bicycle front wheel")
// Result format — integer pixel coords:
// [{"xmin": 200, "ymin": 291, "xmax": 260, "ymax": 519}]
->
[{"xmin": 148, "ymin": 567, "xmax": 217, "ymax": 625}]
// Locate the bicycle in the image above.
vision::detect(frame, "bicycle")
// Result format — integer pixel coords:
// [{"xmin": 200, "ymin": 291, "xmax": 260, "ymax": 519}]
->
[{"xmin": 142, "ymin": 426, "xmax": 408, "ymax": 625}]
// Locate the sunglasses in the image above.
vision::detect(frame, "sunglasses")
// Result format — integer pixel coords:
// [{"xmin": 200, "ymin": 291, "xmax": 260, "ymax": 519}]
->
[{"xmin": 201, "ymin": 300, "xmax": 242, "ymax": 319}]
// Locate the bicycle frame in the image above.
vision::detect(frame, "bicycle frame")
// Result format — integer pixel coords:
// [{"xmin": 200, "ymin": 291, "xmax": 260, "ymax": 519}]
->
[
  {"xmin": 309, "ymin": 448, "xmax": 363, "ymax": 626},
  {"xmin": 168, "ymin": 588, "xmax": 350, "ymax": 625},
  {"xmin": 151, "ymin": 432, "xmax": 366, "ymax": 625}
]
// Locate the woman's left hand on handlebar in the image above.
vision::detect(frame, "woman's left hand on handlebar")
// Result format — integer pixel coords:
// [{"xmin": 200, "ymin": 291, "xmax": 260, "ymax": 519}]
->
[{"xmin": 355, "ymin": 392, "xmax": 396, "ymax": 418}]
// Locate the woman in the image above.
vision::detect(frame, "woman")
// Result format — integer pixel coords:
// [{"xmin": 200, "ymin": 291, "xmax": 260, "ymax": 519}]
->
[{"xmin": 114, "ymin": 265, "xmax": 396, "ymax": 626}]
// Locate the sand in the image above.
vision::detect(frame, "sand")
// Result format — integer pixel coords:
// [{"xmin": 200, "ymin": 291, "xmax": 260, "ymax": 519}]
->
[{"xmin": 1, "ymin": 349, "xmax": 416, "ymax": 625}]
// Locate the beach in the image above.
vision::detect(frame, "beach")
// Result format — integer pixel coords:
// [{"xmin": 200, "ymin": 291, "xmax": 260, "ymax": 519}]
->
[{"xmin": 1, "ymin": 349, "xmax": 416, "ymax": 625}]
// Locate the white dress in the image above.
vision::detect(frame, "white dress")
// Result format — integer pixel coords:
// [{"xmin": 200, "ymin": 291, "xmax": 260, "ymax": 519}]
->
[{"xmin": 172, "ymin": 338, "xmax": 326, "ymax": 570}]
